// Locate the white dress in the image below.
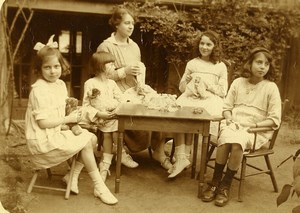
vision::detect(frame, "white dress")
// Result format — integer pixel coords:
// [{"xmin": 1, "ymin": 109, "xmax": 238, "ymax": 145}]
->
[
  {"xmin": 218, "ymin": 77, "xmax": 282, "ymax": 150},
  {"xmin": 176, "ymin": 58, "xmax": 228, "ymax": 135},
  {"xmin": 176, "ymin": 57, "xmax": 228, "ymax": 116},
  {"xmin": 82, "ymin": 77, "xmax": 123, "ymax": 132},
  {"xmin": 25, "ymin": 79, "xmax": 94, "ymax": 169}
]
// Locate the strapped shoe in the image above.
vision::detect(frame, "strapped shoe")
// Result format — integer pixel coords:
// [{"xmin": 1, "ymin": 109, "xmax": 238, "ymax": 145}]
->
[
  {"xmin": 215, "ymin": 186, "xmax": 230, "ymax": 207},
  {"xmin": 160, "ymin": 157, "xmax": 173, "ymax": 170},
  {"xmin": 94, "ymin": 187, "xmax": 118, "ymax": 205},
  {"xmin": 201, "ymin": 184, "xmax": 218, "ymax": 202},
  {"xmin": 168, "ymin": 157, "xmax": 190, "ymax": 178},
  {"xmin": 121, "ymin": 152, "xmax": 139, "ymax": 168}
]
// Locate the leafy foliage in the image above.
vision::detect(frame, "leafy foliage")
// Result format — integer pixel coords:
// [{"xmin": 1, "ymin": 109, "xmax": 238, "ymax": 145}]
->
[
  {"xmin": 124, "ymin": 0, "xmax": 300, "ymax": 82},
  {"xmin": 277, "ymin": 150, "xmax": 300, "ymax": 211}
]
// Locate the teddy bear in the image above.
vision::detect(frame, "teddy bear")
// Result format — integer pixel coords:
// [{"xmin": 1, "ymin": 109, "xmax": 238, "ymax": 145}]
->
[{"xmin": 61, "ymin": 97, "xmax": 83, "ymax": 135}]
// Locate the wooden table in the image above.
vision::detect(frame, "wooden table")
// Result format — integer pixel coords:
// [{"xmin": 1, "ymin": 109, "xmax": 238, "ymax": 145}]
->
[{"xmin": 115, "ymin": 103, "xmax": 222, "ymax": 198}]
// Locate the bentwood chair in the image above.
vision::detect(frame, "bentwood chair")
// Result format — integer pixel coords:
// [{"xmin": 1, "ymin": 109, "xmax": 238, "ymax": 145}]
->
[{"xmin": 206, "ymin": 99, "xmax": 289, "ymax": 201}]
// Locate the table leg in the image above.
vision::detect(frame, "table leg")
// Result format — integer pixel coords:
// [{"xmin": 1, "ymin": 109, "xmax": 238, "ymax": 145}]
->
[
  {"xmin": 191, "ymin": 134, "xmax": 199, "ymax": 179},
  {"xmin": 115, "ymin": 131, "xmax": 123, "ymax": 193},
  {"xmin": 198, "ymin": 134, "xmax": 209, "ymax": 198}
]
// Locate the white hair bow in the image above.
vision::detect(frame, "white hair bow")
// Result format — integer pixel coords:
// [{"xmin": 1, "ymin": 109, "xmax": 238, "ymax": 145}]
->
[{"xmin": 33, "ymin": 34, "xmax": 58, "ymax": 52}]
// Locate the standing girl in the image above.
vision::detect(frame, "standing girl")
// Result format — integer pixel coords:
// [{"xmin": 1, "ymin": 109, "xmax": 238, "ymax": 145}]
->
[
  {"xmin": 97, "ymin": 6, "xmax": 171, "ymax": 170},
  {"xmin": 82, "ymin": 51, "xmax": 123, "ymax": 182},
  {"xmin": 201, "ymin": 47, "xmax": 281, "ymax": 207},
  {"xmin": 25, "ymin": 36, "xmax": 118, "ymax": 205},
  {"xmin": 168, "ymin": 30, "xmax": 228, "ymax": 178}
]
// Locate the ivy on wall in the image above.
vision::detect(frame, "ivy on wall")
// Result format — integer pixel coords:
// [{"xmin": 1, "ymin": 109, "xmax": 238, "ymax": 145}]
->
[{"xmin": 124, "ymin": 0, "xmax": 300, "ymax": 84}]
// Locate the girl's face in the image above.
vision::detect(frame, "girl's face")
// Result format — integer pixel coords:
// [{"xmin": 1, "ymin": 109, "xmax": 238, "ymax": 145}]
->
[
  {"xmin": 199, "ymin": 35, "xmax": 215, "ymax": 59},
  {"xmin": 251, "ymin": 53, "xmax": 270, "ymax": 79},
  {"xmin": 116, "ymin": 14, "xmax": 134, "ymax": 38},
  {"xmin": 41, "ymin": 55, "xmax": 62, "ymax": 82}
]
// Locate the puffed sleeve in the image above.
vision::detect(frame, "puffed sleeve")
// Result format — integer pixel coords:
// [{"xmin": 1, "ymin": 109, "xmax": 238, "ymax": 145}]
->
[
  {"xmin": 179, "ymin": 61, "xmax": 193, "ymax": 93},
  {"xmin": 82, "ymin": 80, "xmax": 92, "ymax": 107},
  {"xmin": 31, "ymin": 88, "xmax": 50, "ymax": 120},
  {"xmin": 223, "ymin": 78, "xmax": 238, "ymax": 113},
  {"xmin": 81, "ymin": 80, "xmax": 99, "ymax": 122}
]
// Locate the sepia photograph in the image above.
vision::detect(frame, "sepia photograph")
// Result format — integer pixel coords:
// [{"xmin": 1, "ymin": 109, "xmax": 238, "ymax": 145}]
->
[{"xmin": 0, "ymin": 0, "xmax": 300, "ymax": 212}]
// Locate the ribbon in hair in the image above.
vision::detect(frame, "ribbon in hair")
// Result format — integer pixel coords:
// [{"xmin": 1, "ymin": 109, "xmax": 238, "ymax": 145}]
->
[{"xmin": 33, "ymin": 34, "xmax": 58, "ymax": 51}]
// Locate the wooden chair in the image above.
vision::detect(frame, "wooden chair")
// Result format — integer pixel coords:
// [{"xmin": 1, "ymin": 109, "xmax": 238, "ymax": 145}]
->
[
  {"xmin": 206, "ymin": 99, "xmax": 289, "ymax": 201},
  {"xmin": 27, "ymin": 154, "xmax": 78, "ymax": 200}
]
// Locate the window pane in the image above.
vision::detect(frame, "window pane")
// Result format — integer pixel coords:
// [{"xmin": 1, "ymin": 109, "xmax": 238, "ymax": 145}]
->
[
  {"xmin": 76, "ymin": 31, "xmax": 82, "ymax": 54},
  {"xmin": 59, "ymin": 30, "xmax": 70, "ymax": 53}
]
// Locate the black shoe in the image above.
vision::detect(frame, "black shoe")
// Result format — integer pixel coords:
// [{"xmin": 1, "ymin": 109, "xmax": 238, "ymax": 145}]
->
[
  {"xmin": 201, "ymin": 184, "xmax": 218, "ymax": 202},
  {"xmin": 215, "ymin": 186, "xmax": 230, "ymax": 207}
]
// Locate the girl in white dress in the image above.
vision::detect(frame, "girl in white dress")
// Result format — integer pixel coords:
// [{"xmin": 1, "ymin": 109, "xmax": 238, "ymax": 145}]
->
[
  {"xmin": 168, "ymin": 30, "xmax": 228, "ymax": 178},
  {"xmin": 82, "ymin": 51, "xmax": 123, "ymax": 182},
  {"xmin": 202, "ymin": 47, "xmax": 281, "ymax": 207},
  {"xmin": 25, "ymin": 36, "xmax": 117, "ymax": 204}
]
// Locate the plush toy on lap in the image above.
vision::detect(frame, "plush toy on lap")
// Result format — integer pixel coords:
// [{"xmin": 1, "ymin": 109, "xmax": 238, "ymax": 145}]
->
[
  {"xmin": 87, "ymin": 88, "xmax": 119, "ymax": 112},
  {"xmin": 61, "ymin": 97, "xmax": 83, "ymax": 135},
  {"xmin": 185, "ymin": 76, "xmax": 210, "ymax": 99}
]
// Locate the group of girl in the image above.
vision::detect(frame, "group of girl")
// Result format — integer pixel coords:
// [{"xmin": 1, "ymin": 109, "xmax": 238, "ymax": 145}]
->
[{"xmin": 25, "ymin": 6, "xmax": 282, "ymax": 208}]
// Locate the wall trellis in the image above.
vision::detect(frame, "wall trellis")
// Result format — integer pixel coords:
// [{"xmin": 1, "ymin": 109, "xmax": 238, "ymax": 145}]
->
[{"xmin": 1, "ymin": 0, "xmax": 35, "ymax": 135}]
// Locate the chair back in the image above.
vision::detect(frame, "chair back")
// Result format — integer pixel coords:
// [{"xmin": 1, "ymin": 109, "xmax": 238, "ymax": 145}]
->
[{"xmin": 268, "ymin": 99, "xmax": 289, "ymax": 150}]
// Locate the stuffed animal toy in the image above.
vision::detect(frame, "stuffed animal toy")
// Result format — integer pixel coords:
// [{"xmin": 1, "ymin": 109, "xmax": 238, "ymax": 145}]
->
[
  {"xmin": 87, "ymin": 88, "xmax": 119, "ymax": 112},
  {"xmin": 185, "ymin": 76, "xmax": 210, "ymax": 99},
  {"xmin": 62, "ymin": 97, "xmax": 83, "ymax": 135}
]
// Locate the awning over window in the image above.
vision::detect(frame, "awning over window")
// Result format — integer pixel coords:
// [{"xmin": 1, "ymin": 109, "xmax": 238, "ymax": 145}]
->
[{"xmin": 5, "ymin": 0, "xmax": 115, "ymax": 15}]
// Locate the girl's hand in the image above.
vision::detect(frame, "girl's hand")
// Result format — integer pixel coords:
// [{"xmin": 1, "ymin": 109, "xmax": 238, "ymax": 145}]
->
[
  {"xmin": 97, "ymin": 111, "xmax": 117, "ymax": 119},
  {"xmin": 124, "ymin": 65, "xmax": 142, "ymax": 76},
  {"xmin": 186, "ymin": 74, "xmax": 192, "ymax": 84},
  {"xmin": 64, "ymin": 110, "xmax": 83, "ymax": 124},
  {"xmin": 226, "ymin": 118, "xmax": 234, "ymax": 126},
  {"xmin": 64, "ymin": 114, "xmax": 77, "ymax": 124}
]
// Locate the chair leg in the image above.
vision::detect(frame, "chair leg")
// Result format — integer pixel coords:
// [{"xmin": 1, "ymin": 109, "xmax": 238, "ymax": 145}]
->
[
  {"xmin": 265, "ymin": 155, "xmax": 278, "ymax": 192},
  {"xmin": 148, "ymin": 147, "xmax": 153, "ymax": 159},
  {"xmin": 65, "ymin": 155, "xmax": 77, "ymax": 200},
  {"xmin": 205, "ymin": 143, "xmax": 216, "ymax": 173},
  {"xmin": 148, "ymin": 131, "xmax": 153, "ymax": 158},
  {"xmin": 169, "ymin": 138, "xmax": 175, "ymax": 162},
  {"xmin": 238, "ymin": 157, "xmax": 247, "ymax": 202},
  {"xmin": 207, "ymin": 145, "xmax": 216, "ymax": 163},
  {"xmin": 27, "ymin": 171, "xmax": 39, "ymax": 193},
  {"xmin": 46, "ymin": 168, "xmax": 52, "ymax": 179},
  {"xmin": 97, "ymin": 130, "xmax": 104, "ymax": 151}
]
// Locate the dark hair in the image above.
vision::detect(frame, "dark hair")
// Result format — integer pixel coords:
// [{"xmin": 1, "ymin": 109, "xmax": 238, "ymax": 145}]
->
[
  {"xmin": 194, "ymin": 30, "xmax": 223, "ymax": 64},
  {"xmin": 90, "ymin": 51, "xmax": 115, "ymax": 75},
  {"xmin": 242, "ymin": 47, "xmax": 279, "ymax": 82},
  {"xmin": 33, "ymin": 46, "xmax": 70, "ymax": 77},
  {"xmin": 108, "ymin": 6, "xmax": 136, "ymax": 31}
]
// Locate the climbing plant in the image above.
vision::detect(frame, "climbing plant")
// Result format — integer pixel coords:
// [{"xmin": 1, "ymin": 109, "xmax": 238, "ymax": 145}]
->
[{"xmin": 124, "ymin": 0, "xmax": 300, "ymax": 85}]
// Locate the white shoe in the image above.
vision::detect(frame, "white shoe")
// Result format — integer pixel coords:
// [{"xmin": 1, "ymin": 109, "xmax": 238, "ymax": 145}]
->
[
  {"xmin": 94, "ymin": 187, "xmax": 118, "ymax": 205},
  {"xmin": 99, "ymin": 161, "xmax": 111, "ymax": 182},
  {"xmin": 121, "ymin": 152, "xmax": 139, "ymax": 168},
  {"xmin": 62, "ymin": 173, "xmax": 79, "ymax": 194},
  {"xmin": 168, "ymin": 157, "xmax": 190, "ymax": 178}
]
